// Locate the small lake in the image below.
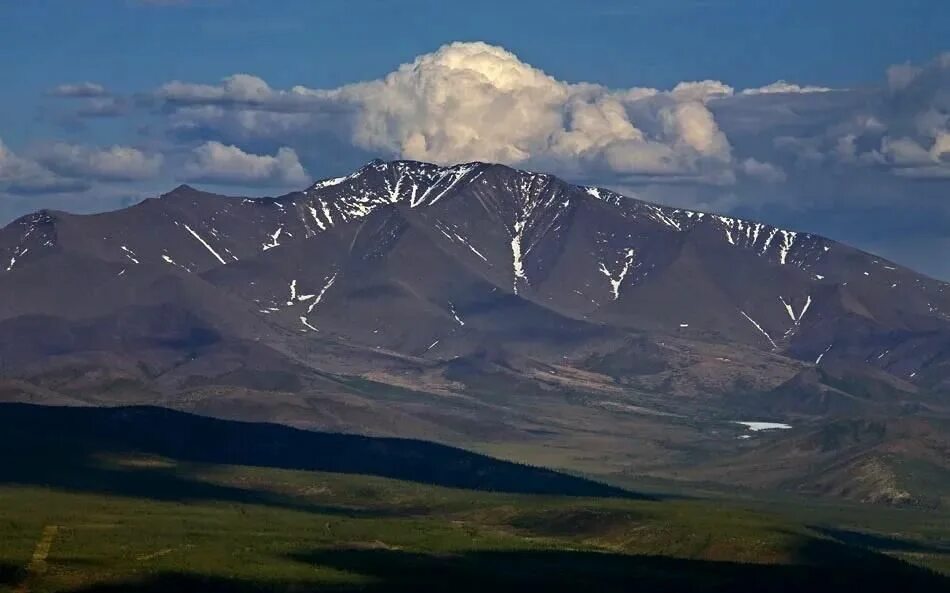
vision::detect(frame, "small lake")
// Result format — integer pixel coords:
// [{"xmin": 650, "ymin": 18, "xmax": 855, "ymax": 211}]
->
[{"xmin": 735, "ymin": 421, "xmax": 792, "ymax": 432}]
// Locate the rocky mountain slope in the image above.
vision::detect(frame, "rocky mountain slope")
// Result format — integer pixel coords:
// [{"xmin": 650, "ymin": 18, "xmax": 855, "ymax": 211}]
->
[{"xmin": 1, "ymin": 159, "xmax": 948, "ymax": 504}]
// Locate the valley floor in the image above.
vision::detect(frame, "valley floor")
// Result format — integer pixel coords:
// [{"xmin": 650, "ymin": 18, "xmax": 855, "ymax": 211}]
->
[{"xmin": 1, "ymin": 454, "xmax": 949, "ymax": 592}]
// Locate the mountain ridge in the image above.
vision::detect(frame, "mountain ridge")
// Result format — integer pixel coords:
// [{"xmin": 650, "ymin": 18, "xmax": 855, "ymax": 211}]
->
[
  {"xmin": 1, "ymin": 158, "xmax": 948, "ymax": 505},
  {"xmin": 5, "ymin": 158, "xmax": 944, "ymax": 288}
]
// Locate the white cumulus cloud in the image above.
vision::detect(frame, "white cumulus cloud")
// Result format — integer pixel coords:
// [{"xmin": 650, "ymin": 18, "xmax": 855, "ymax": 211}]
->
[
  {"xmin": 671, "ymin": 80, "xmax": 735, "ymax": 103},
  {"xmin": 50, "ymin": 82, "xmax": 109, "ymax": 98},
  {"xmin": 739, "ymin": 158, "xmax": 787, "ymax": 183},
  {"xmin": 183, "ymin": 141, "xmax": 309, "ymax": 186},
  {"xmin": 740, "ymin": 81, "xmax": 833, "ymax": 95},
  {"xmin": 36, "ymin": 143, "xmax": 163, "ymax": 181},
  {"xmin": 155, "ymin": 42, "xmax": 763, "ymax": 186},
  {"xmin": 0, "ymin": 138, "xmax": 88, "ymax": 194},
  {"xmin": 334, "ymin": 42, "xmax": 738, "ymax": 183}
]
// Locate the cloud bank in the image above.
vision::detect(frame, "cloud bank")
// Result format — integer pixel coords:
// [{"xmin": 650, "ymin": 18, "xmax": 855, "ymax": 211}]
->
[
  {"xmin": 158, "ymin": 42, "xmax": 751, "ymax": 185},
  {"xmin": 148, "ymin": 43, "xmax": 950, "ymax": 191}
]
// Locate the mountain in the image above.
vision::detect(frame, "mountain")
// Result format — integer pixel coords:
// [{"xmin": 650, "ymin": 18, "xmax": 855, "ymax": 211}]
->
[{"xmin": 1, "ymin": 159, "xmax": 948, "ymax": 505}]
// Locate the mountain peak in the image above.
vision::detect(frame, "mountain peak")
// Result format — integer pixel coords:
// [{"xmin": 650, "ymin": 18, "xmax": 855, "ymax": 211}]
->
[
  {"xmin": 161, "ymin": 184, "xmax": 207, "ymax": 199},
  {"xmin": 306, "ymin": 159, "xmax": 510, "ymax": 194}
]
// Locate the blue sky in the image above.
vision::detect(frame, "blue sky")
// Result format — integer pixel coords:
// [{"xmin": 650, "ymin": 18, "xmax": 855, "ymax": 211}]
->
[{"xmin": 1, "ymin": 0, "xmax": 949, "ymax": 278}]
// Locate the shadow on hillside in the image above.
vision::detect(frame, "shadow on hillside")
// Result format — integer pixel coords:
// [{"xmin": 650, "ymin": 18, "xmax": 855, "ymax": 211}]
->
[
  {"xmin": 63, "ymin": 540, "xmax": 949, "ymax": 593},
  {"xmin": 811, "ymin": 525, "xmax": 950, "ymax": 554},
  {"xmin": 0, "ymin": 403, "xmax": 644, "ymax": 503},
  {"xmin": 0, "ymin": 444, "xmax": 400, "ymax": 518},
  {"xmin": 0, "ymin": 561, "xmax": 25, "ymax": 587}
]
